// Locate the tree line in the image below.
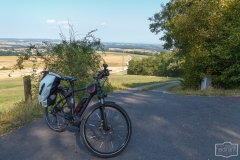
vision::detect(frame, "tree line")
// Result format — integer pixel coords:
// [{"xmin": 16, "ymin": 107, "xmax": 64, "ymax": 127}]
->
[
  {"xmin": 0, "ymin": 50, "xmax": 22, "ymax": 56},
  {"xmin": 127, "ymin": 50, "xmax": 182, "ymax": 77}
]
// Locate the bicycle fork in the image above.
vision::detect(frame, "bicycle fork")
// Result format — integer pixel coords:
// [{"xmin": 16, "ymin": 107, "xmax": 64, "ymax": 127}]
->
[{"xmin": 99, "ymin": 98, "xmax": 109, "ymax": 132}]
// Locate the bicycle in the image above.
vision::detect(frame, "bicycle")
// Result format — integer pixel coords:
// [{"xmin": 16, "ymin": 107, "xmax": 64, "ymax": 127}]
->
[{"xmin": 43, "ymin": 64, "xmax": 132, "ymax": 158}]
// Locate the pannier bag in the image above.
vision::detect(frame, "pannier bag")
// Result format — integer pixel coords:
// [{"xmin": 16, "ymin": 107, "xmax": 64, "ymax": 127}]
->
[{"xmin": 38, "ymin": 71, "xmax": 61, "ymax": 107}]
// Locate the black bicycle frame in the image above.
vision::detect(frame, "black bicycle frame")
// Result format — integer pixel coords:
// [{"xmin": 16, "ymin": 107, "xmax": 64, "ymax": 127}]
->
[{"xmin": 56, "ymin": 77, "xmax": 108, "ymax": 130}]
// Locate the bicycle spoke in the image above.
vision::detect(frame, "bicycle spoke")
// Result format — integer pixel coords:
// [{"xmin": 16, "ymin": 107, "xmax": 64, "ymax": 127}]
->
[
  {"xmin": 82, "ymin": 104, "xmax": 131, "ymax": 156},
  {"xmin": 44, "ymin": 90, "xmax": 69, "ymax": 132}
]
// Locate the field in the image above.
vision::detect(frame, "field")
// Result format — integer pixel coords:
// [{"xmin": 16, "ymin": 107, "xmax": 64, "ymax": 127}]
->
[
  {"xmin": 101, "ymin": 52, "xmax": 149, "ymax": 73},
  {"xmin": 0, "ymin": 52, "xmax": 149, "ymax": 78},
  {"xmin": 0, "ymin": 53, "xmax": 168, "ymax": 110}
]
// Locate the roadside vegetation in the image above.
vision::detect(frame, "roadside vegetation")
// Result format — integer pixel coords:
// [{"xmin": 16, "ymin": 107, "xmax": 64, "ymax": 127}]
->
[
  {"xmin": 0, "ymin": 100, "xmax": 42, "ymax": 135},
  {"xmin": 149, "ymin": 0, "xmax": 240, "ymax": 90},
  {"xmin": 168, "ymin": 84, "xmax": 240, "ymax": 97},
  {"xmin": 109, "ymin": 73, "xmax": 179, "ymax": 90}
]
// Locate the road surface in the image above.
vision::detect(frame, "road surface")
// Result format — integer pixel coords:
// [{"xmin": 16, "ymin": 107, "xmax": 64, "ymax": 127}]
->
[{"xmin": 1, "ymin": 83, "xmax": 240, "ymax": 160}]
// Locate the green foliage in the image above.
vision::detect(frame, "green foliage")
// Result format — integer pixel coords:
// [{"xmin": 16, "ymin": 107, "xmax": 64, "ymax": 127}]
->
[
  {"xmin": 10, "ymin": 26, "xmax": 106, "ymax": 98},
  {"xmin": 41, "ymin": 29, "xmax": 105, "ymax": 95},
  {"xmin": 127, "ymin": 50, "xmax": 182, "ymax": 77},
  {"xmin": 0, "ymin": 50, "xmax": 22, "ymax": 56},
  {"xmin": 124, "ymin": 51, "xmax": 157, "ymax": 56},
  {"xmin": 149, "ymin": 0, "xmax": 240, "ymax": 89}
]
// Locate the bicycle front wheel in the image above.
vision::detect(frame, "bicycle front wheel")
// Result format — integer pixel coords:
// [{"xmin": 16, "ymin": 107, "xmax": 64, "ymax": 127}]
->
[
  {"xmin": 44, "ymin": 89, "xmax": 69, "ymax": 132},
  {"xmin": 80, "ymin": 102, "xmax": 132, "ymax": 158}
]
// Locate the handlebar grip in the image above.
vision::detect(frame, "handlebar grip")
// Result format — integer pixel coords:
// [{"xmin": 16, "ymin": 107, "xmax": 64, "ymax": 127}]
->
[{"xmin": 103, "ymin": 64, "xmax": 108, "ymax": 71}]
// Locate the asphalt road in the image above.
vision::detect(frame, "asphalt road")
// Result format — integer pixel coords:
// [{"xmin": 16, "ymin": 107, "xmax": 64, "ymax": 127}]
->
[{"xmin": 1, "ymin": 83, "xmax": 240, "ymax": 160}]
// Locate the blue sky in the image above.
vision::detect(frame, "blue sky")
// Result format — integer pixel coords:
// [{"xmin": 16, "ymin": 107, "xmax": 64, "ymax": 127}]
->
[{"xmin": 0, "ymin": 0, "xmax": 169, "ymax": 44}]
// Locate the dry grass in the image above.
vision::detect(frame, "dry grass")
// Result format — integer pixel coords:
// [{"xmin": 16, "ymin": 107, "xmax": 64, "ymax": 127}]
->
[
  {"xmin": 0, "ymin": 56, "xmax": 19, "ymax": 68},
  {"xmin": 0, "ymin": 56, "xmax": 34, "ymax": 68},
  {"xmin": 102, "ymin": 52, "xmax": 131, "ymax": 67},
  {"xmin": 0, "ymin": 100, "xmax": 43, "ymax": 135},
  {"xmin": 0, "ymin": 56, "xmax": 44, "ymax": 79},
  {"xmin": 168, "ymin": 84, "xmax": 240, "ymax": 96}
]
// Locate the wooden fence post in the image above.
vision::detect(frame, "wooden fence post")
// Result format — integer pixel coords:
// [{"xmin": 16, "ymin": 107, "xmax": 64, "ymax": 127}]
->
[{"xmin": 23, "ymin": 75, "xmax": 32, "ymax": 102}]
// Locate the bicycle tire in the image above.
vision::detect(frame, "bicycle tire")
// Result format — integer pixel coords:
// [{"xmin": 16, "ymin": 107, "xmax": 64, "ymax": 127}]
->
[
  {"xmin": 44, "ymin": 89, "xmax": 69, "ymax": 132},
  {"xmin": 80, "ymin": 102, "xmax": 132, "ymax": 158}
]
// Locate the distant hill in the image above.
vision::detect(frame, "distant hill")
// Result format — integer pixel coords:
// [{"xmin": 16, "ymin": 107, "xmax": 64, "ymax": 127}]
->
[
  {"xmin": 102, "ymin": 42, "xmax": 164, "ymax": 52},
  {"xmin": 0, "ymin": 38, "xmax": 166, "ymax": 56}
]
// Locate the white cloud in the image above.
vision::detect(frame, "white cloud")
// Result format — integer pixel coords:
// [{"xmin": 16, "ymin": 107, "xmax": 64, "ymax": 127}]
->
[
  {"xmin": 101, "ymin": 22, "xmax": 106, "ymax": 25},
  {"xmin": 47, "ymin": 19, "xmax": 55, "ymax": 23}
]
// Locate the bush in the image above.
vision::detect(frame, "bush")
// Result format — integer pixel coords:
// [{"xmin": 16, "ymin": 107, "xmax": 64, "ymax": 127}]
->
[{"xmin": 10, "ymin": 26, "xmax": 109, "ymax": 98}]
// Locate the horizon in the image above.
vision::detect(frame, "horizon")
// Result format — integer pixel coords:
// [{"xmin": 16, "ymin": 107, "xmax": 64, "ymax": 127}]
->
[
  {"xmin": 0, "ymin": 0, "xmax": 169, "ymax": 44},
  {"xmin": 0, "ymin": 38, "xmax": 164, "ymax": 45}
]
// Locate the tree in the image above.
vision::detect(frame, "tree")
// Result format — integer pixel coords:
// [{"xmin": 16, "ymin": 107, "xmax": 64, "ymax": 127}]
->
[
  {"xmin": 127, "ymin": 50, "xmax": 182, "ymax": 77},
  {"xmin": 149, "ymin": 0, "xmax": 240, "ymax": 89}
]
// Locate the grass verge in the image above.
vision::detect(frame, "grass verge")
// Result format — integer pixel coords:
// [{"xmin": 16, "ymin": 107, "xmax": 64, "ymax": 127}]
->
[
  {"xmin": 141, "ymin": 84, "xmax": 168, "ymax": 91},
  {"xmin": 109, "ymin": 74, "xmax": 180, "ymax": 91},
  {"xmin": 0, "ymin": 100, "xmax": 43, "ymax": 136},
  {"xmin": 167, "ymin": 84, "xmax": 240, "ymax": 96}
]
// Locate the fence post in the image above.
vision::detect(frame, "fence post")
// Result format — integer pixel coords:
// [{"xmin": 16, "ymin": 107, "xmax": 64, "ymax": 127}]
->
[{"xmin": 23, "ymin": 75, "xmax": 32, "ymax": 102}]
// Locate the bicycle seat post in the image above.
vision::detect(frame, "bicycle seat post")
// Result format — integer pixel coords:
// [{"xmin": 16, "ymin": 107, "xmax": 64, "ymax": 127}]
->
[
  {"xmin": 69, "ymin": 80, "xmax": 74, "ymax": 90},
  {"xmin": 68, "ymin": 80, "xmax": 75, "ymax": 112}
]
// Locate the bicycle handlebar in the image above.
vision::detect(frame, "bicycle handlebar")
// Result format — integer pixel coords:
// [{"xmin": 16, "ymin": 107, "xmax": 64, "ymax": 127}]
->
[{"xmin": 94, "ymin": 64, "xmax": 112, "ymax": 80}]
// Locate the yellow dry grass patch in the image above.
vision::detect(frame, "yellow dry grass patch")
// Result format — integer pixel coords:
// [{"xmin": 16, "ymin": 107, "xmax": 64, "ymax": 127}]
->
[
  {"xmin": 0, "ymin": 56, "xmax": 19, "ymax": 68},
  {"xmin": 0, "ymin": 56, "xmax": 45, "ymax": 79},
  {"xmin": 0, "ymin": 56, "xmax": 40, "ymax": 68},
  {"xmin": 102, "ymin": 52, "xmax": 130, "ymax": 67}
]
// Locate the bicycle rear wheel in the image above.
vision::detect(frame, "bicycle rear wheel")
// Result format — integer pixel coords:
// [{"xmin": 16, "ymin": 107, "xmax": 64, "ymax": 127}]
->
[
  {"xmin": 80, "ymin": 102, "xmax": 132, "ymax": 158},
  {"xmin": 44, "ymin": 89, "xmax": 69, "ymax": 132}
]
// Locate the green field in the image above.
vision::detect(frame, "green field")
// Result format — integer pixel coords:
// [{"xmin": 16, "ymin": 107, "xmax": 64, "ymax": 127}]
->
[{"xmin": 0, "ymin": 77, "xmax": 24, "ymax": 110}]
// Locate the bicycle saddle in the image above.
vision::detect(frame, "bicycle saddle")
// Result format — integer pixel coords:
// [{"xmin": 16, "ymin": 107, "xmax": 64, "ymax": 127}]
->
[{"xmin": 61, "ymin": 76, "xmax": 77, "ymax": 81}]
